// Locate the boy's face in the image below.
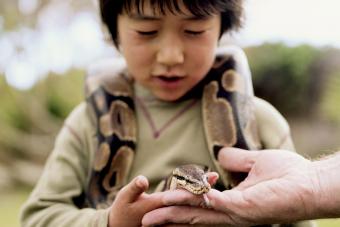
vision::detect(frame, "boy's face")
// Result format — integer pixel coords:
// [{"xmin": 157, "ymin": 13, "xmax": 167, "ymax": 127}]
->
[{"xmin": 117, "ymin": 1, "xmax": 221, "ymax": 101}]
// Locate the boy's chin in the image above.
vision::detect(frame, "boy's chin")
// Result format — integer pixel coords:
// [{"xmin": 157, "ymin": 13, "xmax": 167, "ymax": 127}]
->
[{"xmin": 153, "ymin": 91, "xmax": 186, "ymax": 102}]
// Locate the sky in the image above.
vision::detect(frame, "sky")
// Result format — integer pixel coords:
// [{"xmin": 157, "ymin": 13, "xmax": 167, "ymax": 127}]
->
[
  {"xmin": 1, "ymin": 0, "xmax": 340, "ymax": 90},
  {"xmin": 238, "ymin": 0, "xmax": 340, "ymax": 47}
]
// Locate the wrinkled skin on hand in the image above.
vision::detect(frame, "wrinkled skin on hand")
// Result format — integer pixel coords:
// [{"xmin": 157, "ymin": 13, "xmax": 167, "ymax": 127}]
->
[{"xmin": 142, "ymin": 148, "xmax": 322, "ymax": 226}]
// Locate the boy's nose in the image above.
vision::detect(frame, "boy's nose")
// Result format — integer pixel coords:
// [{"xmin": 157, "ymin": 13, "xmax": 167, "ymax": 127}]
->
[{"xmin": 156, "ymin": 38, "xmax": 184, "ymax": 67}]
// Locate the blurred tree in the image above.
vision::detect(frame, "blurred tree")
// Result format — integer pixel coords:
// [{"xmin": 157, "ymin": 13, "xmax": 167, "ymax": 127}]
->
[
  {"xmin": 245, "ymin": 43, "xmax": 340, "ymax": 157},
  {"xmin": 321, "ymin": 72, "xmax": 340, "ymax": 123},
  {"xmin": 306, "ymin": 48, "xmax": 340, "ymax": 117},
  {"xmin": 0, "ymin": 0, "xmax": 98, "ymax": 190},
  {"xmin": 0, "ymin": 0, "xmax": 95, "ymax": 31},
  {"xmin": 0, "ymin": 70, "xmax": 83, "ymax": 190},
  {"xmin": 246, "ymin": 43, "xmax": 322, "ymax": 116}
]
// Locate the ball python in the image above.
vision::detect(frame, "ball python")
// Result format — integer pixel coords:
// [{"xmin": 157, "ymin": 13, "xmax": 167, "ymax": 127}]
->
[{"xmin": 84, "ymin": 46, "xmax": 261, "ymax": 209}]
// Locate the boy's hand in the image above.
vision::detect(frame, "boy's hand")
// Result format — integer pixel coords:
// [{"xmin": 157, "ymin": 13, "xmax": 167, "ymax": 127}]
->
[{"xmin": 108, "ymin": 175, "xmax": 164, "ymax": 227}]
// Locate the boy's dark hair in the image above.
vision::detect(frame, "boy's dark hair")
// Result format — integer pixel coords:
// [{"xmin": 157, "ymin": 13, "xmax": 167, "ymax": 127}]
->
[{"xmin": 99, "ymin": 0, "xmax": 244, "ymax": 47}]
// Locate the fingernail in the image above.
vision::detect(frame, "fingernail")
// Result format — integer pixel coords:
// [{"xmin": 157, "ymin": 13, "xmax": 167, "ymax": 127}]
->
[
  {"xmin": 203, "ymin": 194, "xmax": 211, "ymax": 208},
  {"xmin": 136, "ymin": 175, "xmax": 148, "ymax": 189},
  {"xmin": 136, "ymin": 176, "xmax": 143, "ymax": 187}
]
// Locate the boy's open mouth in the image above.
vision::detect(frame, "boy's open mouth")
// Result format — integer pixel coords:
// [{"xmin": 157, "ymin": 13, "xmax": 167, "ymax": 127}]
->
[{"xmin": 157, "ymin": 76, "xmax": 183, "ymax": 82}]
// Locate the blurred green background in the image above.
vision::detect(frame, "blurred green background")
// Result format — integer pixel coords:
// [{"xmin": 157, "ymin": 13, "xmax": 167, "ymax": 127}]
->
[{"xmin": 1, "ymin": 0, "xmax": 340, "ymax": 226}]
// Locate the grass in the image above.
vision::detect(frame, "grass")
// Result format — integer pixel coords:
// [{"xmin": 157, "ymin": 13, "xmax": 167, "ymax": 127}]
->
[
  {"xmin": 0, "ymin": 189, "xmax": 31, "ymax": 227},
  {"xmin": 318, "ymin": 219, "xmax": 340, "ymax": 227},
  {"xmin": 1, "ymin": 190, "xmax": 340, "ymax": 227}
]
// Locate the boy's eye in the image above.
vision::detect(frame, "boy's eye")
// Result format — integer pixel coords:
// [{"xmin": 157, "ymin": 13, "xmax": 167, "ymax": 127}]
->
[
  {"xmin": 137, "ymin": 30, "xmax": 158, "ymax": 36},
  {"xmin": 185, "ymin": 30, "xmax": 205, "ymax": 36}
]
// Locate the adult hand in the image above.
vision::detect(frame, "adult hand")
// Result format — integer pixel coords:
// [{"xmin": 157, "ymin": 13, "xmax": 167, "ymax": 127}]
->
[
  {"xmin": 108, "ymin": 175, "xmax": 164, "ymax": 227},
  {"xmin": 142, "ymin": 148, "xmax": 321, "ymax": 226}
]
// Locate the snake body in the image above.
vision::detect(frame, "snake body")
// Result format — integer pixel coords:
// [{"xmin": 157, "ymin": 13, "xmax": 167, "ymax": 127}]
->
[{"xmin": 84, "ymin": 47, "xmax": 261, "ymax": 209}]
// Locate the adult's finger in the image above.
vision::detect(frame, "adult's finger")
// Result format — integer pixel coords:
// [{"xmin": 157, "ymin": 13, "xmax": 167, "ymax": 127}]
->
[
  {"xmin": 161, "ymin": 190, "xmax": 205, "ymax": 207},
  {"xmin": 206, "ymin": 188, "xmax": 244, "ymax": 213},
  {"xmin": 142, "ymin": 206, "xmax": 231, "ymax": 226},
  {"xmin": 161, "ymin": 188, "xmax": 235, "ymax": 212},
  {"xmin": 218, "ymin": 147, "xmax": 259, "ymax": 172},
  {"xmin": 116, "ymin": 175, "xmax": 149, "ymax": 204},
  {"xmin": 160, "ymin": 224, "xmax": 227, "ymax": 227}
]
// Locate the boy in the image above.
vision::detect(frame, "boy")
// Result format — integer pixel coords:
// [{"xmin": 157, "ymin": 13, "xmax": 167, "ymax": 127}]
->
[{"xmin": 20, "ymin": 0, "xmax": 316, "ymax": 226}]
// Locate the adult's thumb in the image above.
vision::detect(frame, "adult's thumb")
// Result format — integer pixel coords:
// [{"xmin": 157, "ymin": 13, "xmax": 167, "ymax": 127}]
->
[{"xmin": 218, "ymin": 147, "xmax": 259, "ymax": 172}]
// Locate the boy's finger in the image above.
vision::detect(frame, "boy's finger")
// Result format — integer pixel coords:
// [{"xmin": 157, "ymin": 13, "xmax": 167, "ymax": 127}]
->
[
  {"xmin": 218, "ymin": 147, "xmax": 259, "ymax": 172},
  {"xmin": 117, "ymin": 175, "xmax": 149, "ymax": 204}
]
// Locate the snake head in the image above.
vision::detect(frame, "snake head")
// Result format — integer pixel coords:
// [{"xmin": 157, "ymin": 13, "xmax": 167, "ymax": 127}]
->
[{"xmin": 171, "ymin": 164, "xmax": 211, "ymax": 195}]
